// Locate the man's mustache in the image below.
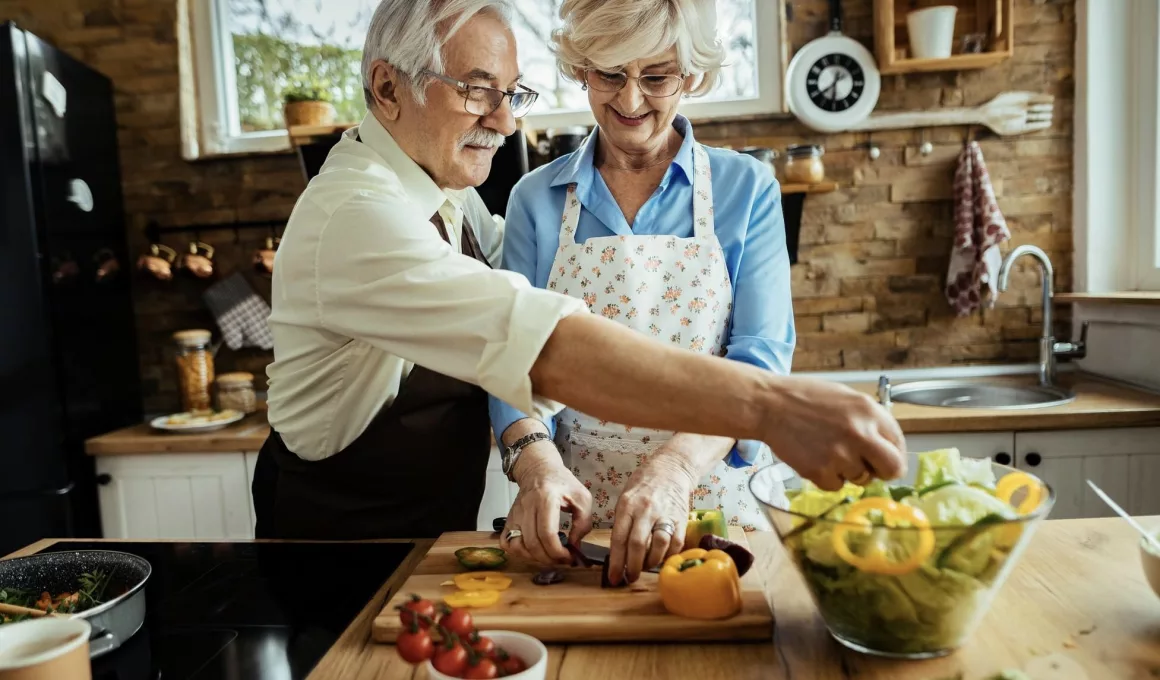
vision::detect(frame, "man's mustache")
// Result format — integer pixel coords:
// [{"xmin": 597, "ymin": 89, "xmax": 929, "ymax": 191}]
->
[{"xmin": 458, "ymin": 127, "xmax": 507, "ymax": 149}]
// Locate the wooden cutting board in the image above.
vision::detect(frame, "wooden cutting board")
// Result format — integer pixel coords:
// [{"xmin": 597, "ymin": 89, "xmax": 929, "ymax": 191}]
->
[{"xmin": 372, "ymin": 527, "xmax": 772, "ymax": 644}]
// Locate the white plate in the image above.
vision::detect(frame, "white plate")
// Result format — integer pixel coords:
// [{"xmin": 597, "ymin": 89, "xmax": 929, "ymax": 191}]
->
[{"xmin": 150, "ymin": 410, "xmax": 245, "ymax": 433}]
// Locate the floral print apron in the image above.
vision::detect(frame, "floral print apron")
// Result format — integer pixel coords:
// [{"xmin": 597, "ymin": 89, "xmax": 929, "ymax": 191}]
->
[{"xmin": 548, "ymin": 144, "xmax": 772, "ymax": 532}]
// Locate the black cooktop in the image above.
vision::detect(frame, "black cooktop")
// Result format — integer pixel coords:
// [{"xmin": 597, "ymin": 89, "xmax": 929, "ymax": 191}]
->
[{"xmin": 40, "ymin": 541, "xmax": 415, "ymax": 680}]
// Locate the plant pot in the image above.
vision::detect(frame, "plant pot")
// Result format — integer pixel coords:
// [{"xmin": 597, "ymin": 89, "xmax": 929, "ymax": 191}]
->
[
  {"xmin": 283, "ymin": 100, "xmax": 336, "ymax": 128},
  {"xmin": 906, "ymin": 6, "xmax": 958, "ymax": 60}
]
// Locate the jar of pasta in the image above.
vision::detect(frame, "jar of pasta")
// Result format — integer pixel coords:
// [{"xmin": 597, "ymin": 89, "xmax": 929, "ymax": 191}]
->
[
  {"xmin": 782, "ymin": 144, "xmax": 826, "ymax": 184},
  {"xmin": 173, "ymin": 329, "xmax": 215, "ymax": 413},
  {"xmin": 216, "ymin": 372, "xmax": 256, "ymax": 414}
]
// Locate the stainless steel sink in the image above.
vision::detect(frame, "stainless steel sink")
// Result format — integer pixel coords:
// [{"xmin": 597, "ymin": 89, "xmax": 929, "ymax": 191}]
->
[{"xmin": 885, "ymin": 379, "xmax": 1076, "ymax": 410}]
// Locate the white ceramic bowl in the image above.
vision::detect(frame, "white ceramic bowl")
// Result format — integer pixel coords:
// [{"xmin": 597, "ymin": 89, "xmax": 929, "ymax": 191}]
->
[
  {"xmin": 1140, "ymin": 532, "xmax": 1160, "ymax": 599},
  {"xmin": 425, "ymin": 630, "xmax": 547, "ymax": 680}
]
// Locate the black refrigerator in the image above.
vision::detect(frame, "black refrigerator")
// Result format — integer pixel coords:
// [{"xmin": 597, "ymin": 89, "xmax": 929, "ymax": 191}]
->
[{"xmin": 0, "ymin": 22, "xmax": 142, "ymax": 556}]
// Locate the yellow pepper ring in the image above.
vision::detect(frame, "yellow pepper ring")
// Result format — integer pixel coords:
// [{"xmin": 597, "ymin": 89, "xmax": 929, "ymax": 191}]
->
[
  {"xmin": 443, "ymin": 589, "xmax": 502, "ymax": 608},
  {"xmin": 830, "ymin": 497, "xmax": 936, "ymax": 575},
  {"xmin": 452, "ymin": 571, "xmax": 512, "ymax": 591},
  {"xmin": 995, "ymin": 472, "xmax": 1044, "ymax": 514}
]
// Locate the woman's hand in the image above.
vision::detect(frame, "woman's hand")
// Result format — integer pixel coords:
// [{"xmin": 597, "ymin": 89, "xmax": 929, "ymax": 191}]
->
[
  {"xmin": 499, "ymin": 441, "xmax": 594, "ymax": 566},
  {"xmin": 606, "ymin": 454, "xmax": 696, "ymax": 585}
]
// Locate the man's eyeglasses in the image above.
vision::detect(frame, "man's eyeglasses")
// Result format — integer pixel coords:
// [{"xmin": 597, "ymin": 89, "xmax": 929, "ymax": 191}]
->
[
  {"xmin": 583, "ymin": 69, "xmax": 686, "ymax": 98},
  {"xmin": 422, "ymin": 70, "xmax": 539, "ymax": 118}
]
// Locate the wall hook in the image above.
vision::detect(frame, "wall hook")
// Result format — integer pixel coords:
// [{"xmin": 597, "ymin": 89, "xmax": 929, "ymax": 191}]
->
[
  {"xmin": 866, "ymin": 133, "xmax": 880, "ymax": 161},
  {"xmin": 919, "ymin": 129, "xmax": 933, "ymax": 156}
]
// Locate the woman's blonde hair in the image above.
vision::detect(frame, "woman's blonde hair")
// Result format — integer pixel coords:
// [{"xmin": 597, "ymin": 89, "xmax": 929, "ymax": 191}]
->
[{"xmin": 551, "ymin": 0, "xmax": 725, "ymax": 97}]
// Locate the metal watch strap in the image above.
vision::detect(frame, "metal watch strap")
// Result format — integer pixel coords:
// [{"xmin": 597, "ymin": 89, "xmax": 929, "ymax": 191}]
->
[{"xmin": 503, "ymin": 431, "xmax": 551, "ymax": 482}]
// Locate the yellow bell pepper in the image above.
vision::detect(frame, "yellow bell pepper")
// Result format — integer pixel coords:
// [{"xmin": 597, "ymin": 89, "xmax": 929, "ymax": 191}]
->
[
  {"xmin": 831, "ymin": 497, "xmax": 935, "ymax": 575},
  {"xmin": 452, "ymin": 571, "xmax": 512, "ymax": 591},
  {"xmin": 658, "ymin": 548, "xmax": 742, "ymax": 620},
  {"xmin": 995, "ymin": 471, "xmax": 1044, "ymax": 514},
  {"xmin": 443, "ymin": 589, "xmax": 501, "ymax": 608}
]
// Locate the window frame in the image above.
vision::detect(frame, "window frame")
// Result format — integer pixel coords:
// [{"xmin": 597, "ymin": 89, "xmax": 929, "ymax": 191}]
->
[
  {"xmin": 1074, "ymin": 0, "xmax": 1160, "ymax": 292},
  {"xmin": 188, "ymin": 0, "xmax": 784, "ymax": 156}
]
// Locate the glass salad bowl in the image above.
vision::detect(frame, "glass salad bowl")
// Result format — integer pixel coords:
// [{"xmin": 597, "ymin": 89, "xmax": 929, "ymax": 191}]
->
[{"xmin": 749, "ymin": 449, "xmax": 1054, "ymax": 659}]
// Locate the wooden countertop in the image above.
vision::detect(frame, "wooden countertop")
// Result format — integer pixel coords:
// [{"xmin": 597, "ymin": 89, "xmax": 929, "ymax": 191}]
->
[
  {"xmin": 849, "ymin": 372, "xmax": 1160, "ymax": 434},
  {"xmin": 84, "ymin": 413, "xmax": 271, "ymax": 455},
  {"xmin": 7, "ymin": 518, "xmax": 1158, "ymax": 679},
  {"xmin": 84, "ymin": 373, "xmax": 1160, "ymax": 456}
]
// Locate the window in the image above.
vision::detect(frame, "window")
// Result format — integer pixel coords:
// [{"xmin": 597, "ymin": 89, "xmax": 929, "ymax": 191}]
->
[{"xmin": 190, "ymin": 0, "xmax": 783, "ymax": 156}]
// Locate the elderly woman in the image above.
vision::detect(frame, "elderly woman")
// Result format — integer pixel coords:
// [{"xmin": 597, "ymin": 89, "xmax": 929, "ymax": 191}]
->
[{"xmin": 491, "ymin": 0, "xmax": 795, "ymax": 582}]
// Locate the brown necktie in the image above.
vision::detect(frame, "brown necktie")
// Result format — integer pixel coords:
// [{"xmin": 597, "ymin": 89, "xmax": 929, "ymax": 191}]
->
[{"xmin": 431, "ymin": 210, "xmax": 489, "ymax": 267}]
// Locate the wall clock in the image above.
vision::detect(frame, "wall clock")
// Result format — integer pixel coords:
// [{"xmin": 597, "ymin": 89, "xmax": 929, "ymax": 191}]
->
[{"xmin": 785, "ymin": 0, "xmax": 881, "ymax": 133}]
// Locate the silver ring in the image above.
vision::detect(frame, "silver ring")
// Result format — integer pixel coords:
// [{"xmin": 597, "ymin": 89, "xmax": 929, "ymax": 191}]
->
[
  {"xmin": 652, "ymin": 521, "xmax": 676, "ymax": 537},
  {"xmin": 504, "ymin": 528, "xmax": 522, "ymax": 541}
]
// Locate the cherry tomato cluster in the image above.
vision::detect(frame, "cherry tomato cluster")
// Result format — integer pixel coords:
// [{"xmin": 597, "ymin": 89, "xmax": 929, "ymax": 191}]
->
[{"xmin": 395, "ymin": 594, "xmax": 530, "ymax": 678}]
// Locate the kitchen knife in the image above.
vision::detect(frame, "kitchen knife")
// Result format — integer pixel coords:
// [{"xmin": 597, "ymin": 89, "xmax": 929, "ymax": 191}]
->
[{"xmin": 491, "ymin": 518, "xmax": 659, "ymax": 571}]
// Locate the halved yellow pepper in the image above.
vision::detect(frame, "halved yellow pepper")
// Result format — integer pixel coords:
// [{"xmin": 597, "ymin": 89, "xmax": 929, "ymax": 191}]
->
[
  {"xmin": 995, "ymin": 472, "xmax": 1044, "ymax": 514},
  {"xmin": 658, "ymin": 548, "xmax": 742, "ymax": 620},
  {"xmin": 452, "ymin": 571, "xmax": 512, "ymax": 591},
  {"xmin": 831, "ymin": 497, "xmax": 935, "ymax": 575},
  {"xmin": 443, "ymin": 589, "xmax": 501, "ymax": 608}
]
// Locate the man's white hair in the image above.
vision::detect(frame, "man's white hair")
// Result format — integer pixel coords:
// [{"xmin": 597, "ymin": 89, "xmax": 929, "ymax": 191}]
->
[{"xmin": 361, "ymin": 0, "xmax": 514, "ymax": 108}]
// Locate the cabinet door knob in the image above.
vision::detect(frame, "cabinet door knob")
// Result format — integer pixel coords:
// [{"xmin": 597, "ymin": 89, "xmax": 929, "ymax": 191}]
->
[
  {"xmin": 1024, "ymin": 452, "xmax": 1042, "ymax": 467},
  {"xmin": 994, "ymin": 452, "xmax": 1012, "ymax": 465},
  {"xmin": 95, "ymin": 474, "xmax": 112, "ymax": 485}
]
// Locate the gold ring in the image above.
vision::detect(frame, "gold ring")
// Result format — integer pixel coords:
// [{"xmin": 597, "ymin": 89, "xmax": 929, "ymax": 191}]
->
[{"xmin": 851, "ymin": 471, "xmax": 872, "ymax": 486}]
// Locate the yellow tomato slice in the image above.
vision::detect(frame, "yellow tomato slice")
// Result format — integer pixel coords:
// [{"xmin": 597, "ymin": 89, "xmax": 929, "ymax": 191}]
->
[
  {"xmin": 452, "ymin": 571, "xmax": 512, "ymax": 591},
  {"xmin": 443, "ymin": 589, "xmax": 501, "ymax": 608},
  {"xmin": 995, "ymin": 472, "xmax": 1044, "ymax": 514}
]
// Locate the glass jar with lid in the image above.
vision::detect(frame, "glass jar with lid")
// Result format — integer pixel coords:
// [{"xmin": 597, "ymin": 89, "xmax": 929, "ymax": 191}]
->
[
  {"xmin": 736, "ymin": 146, "xmax": 779, "ymax": 178},
  {"xmin": 173, "ymin": 329, "xmax": 215, "ymax": 413},
  {"xmin": 782, "ymin": 144, "xmax": 826, "ymax": 184},
  {"xmin": 216, "ymin": 372, "xmax": 256, "ymax": 414}
]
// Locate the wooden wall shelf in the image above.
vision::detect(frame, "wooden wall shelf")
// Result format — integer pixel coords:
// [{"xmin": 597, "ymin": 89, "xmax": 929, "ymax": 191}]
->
[
  {"xmin": 781, "ymin": 181, "xmax": 838, "ymax": 195},
  {"xmin": 1055, "ymin": 292, "xmax": 1160, "ymax": 306},
  {"xmin": 873, "ymin": 0, "xmax": 1014, "ymax": 76}
]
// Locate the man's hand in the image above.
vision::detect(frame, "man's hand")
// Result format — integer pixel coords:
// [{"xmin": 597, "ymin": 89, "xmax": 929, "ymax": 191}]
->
[
  {"xmin": 761, "ymin": 376, "xmax": 906, "ymax": 490},
  {"xmin": 499, "ymin": 441, "xmax": 594, "ymax": 566}
]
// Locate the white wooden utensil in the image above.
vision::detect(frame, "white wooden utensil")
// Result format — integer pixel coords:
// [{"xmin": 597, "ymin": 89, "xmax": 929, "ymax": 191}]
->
[
  {"xmin": 1086, "ymin": 479, "xmax": 1160, "ymax": 553},
  {"xmin": 845, "ymin": 91, "xmax": 1054, "ymax": 136}
]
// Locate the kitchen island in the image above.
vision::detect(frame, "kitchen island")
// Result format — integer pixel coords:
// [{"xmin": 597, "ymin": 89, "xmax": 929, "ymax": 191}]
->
[{"xmin": 5, "ymin": 517, "xmax": 1158, "ymax": 679}]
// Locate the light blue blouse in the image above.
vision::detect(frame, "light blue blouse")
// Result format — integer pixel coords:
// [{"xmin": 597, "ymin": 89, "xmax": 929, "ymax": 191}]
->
[{"xmin": 488, "ymin": 115, "xmax": 796, "ymax": 467}]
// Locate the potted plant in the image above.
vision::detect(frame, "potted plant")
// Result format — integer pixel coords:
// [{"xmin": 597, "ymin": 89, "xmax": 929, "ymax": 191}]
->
[{"xmin": 282, "ymin": 82, "xmax": 336, "ymax": 128}]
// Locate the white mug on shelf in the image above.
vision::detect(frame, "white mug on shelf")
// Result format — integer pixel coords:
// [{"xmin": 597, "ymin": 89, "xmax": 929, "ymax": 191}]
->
[{"xmin": 907, "ymin": 6, "xmax": 958, "ymax": 60}]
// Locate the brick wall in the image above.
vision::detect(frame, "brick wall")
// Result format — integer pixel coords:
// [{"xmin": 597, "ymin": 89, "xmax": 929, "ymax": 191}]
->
[{"xmin": 0, "ymin": 0, "xmax": 1074, "ymax": 412}]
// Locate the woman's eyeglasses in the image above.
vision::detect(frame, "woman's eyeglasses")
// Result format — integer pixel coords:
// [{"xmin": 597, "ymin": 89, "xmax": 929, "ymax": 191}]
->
[
  {"xmin": 422, "ymin": 70, "xmax": 539, "ymax": 118},
  {"xmin": 583, "ymin": 69, "xmax": 686, "ymax": 98}
]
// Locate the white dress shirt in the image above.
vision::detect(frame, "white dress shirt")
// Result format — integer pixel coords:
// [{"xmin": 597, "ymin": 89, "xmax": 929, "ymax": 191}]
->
[{"xmin": 266, "ymin": 113, "xmax": 587, "ymax": 461}]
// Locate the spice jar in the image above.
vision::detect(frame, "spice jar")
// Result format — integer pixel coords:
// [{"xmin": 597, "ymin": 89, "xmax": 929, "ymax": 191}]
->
[
  {"xmin": 173, "ymin": 329, "xmax": 215, "ymax": 413},
  {"xmin": 782, "ymin": 144, "xmax": 826, "ymax": 184},
  {"xmin": 737, "ymin": 147, "xmax": 779, "ymax": 178},
  {"xmin": 216, "ymin": 372, "xmax": 256, "ymax": 414}
]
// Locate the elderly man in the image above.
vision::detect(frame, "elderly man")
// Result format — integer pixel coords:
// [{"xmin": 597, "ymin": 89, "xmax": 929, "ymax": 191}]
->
[{"xmin": 252, "ymin": 0, "xmax": 904, "ymax": 571}]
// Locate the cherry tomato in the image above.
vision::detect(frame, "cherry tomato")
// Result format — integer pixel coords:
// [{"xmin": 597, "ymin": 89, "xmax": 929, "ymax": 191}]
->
[
  {"xmin": 397, "ymin": 594, "xmax": 436, "ymax": 629},
  {"xmin": 469, "ymin": 632, "xmax": 495, "ymax": 658},
  {"xmin": 463, "ymin": 657, "xmax": 499, "ymax": 679},
  {"xmin": 432, "ymin": 641, "xmax": 469, "ymax": 677},
  {"xmin": 439, "ymin": 607, "xmax": 475, "ymax": 639},
  {"xmin": 499, "ymin": 653, "xmax": 527, "ymax": 675},
  {"xmin": 395, "ymin": 626, "xmax": 434, "ymax": 664}
]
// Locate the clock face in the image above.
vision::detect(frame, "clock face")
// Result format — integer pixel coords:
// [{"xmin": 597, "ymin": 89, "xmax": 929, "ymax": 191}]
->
[{"xmin": 806, "ymin": 53, "xmax": 865, "ymax": 112}]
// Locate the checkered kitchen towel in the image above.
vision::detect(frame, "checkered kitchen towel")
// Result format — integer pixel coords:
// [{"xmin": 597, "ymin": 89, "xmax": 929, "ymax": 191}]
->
[{"xmin": 202, "ymin": 272, "xmax": 274, "ymax": 350}]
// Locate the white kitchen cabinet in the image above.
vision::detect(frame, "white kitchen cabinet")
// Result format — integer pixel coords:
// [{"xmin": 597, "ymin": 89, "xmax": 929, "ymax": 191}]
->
[
  {"xmin": 476, "ymin": 446, "xmax": 519, "ymax": 531},
  {"xmin": 903, "ymin": 432, "xmax": 1016, "ymax": 465},
  {"xmin": 1015, "ymin": 428, "xmax": 1160, "ymax": 520},
  {"xmin": 96, "ymin": 453, "xmax": 254, "ymax": 540}
]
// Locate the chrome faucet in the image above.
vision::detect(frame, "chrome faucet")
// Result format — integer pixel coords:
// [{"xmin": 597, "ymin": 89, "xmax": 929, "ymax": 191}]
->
[{"xmin": 996, "ymin": 245, "xmax": 1087, "ymax": 387}]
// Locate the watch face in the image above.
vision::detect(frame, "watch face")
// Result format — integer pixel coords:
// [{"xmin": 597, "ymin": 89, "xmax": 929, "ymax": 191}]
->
[{"xmin": 806, "ymin": 53, "xmax": 866, "ymax": 112}]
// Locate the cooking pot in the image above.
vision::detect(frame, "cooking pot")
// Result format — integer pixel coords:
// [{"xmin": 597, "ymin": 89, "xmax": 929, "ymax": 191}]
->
[{"xmin": 0, "ymin": 550, "xmax": 151, "ymax": 659}]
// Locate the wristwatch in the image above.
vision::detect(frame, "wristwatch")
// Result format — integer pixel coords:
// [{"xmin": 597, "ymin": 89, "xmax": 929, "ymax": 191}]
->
[{"xmin": 502, "ymin": 432, "xmax": 551, "ymax": 482}]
